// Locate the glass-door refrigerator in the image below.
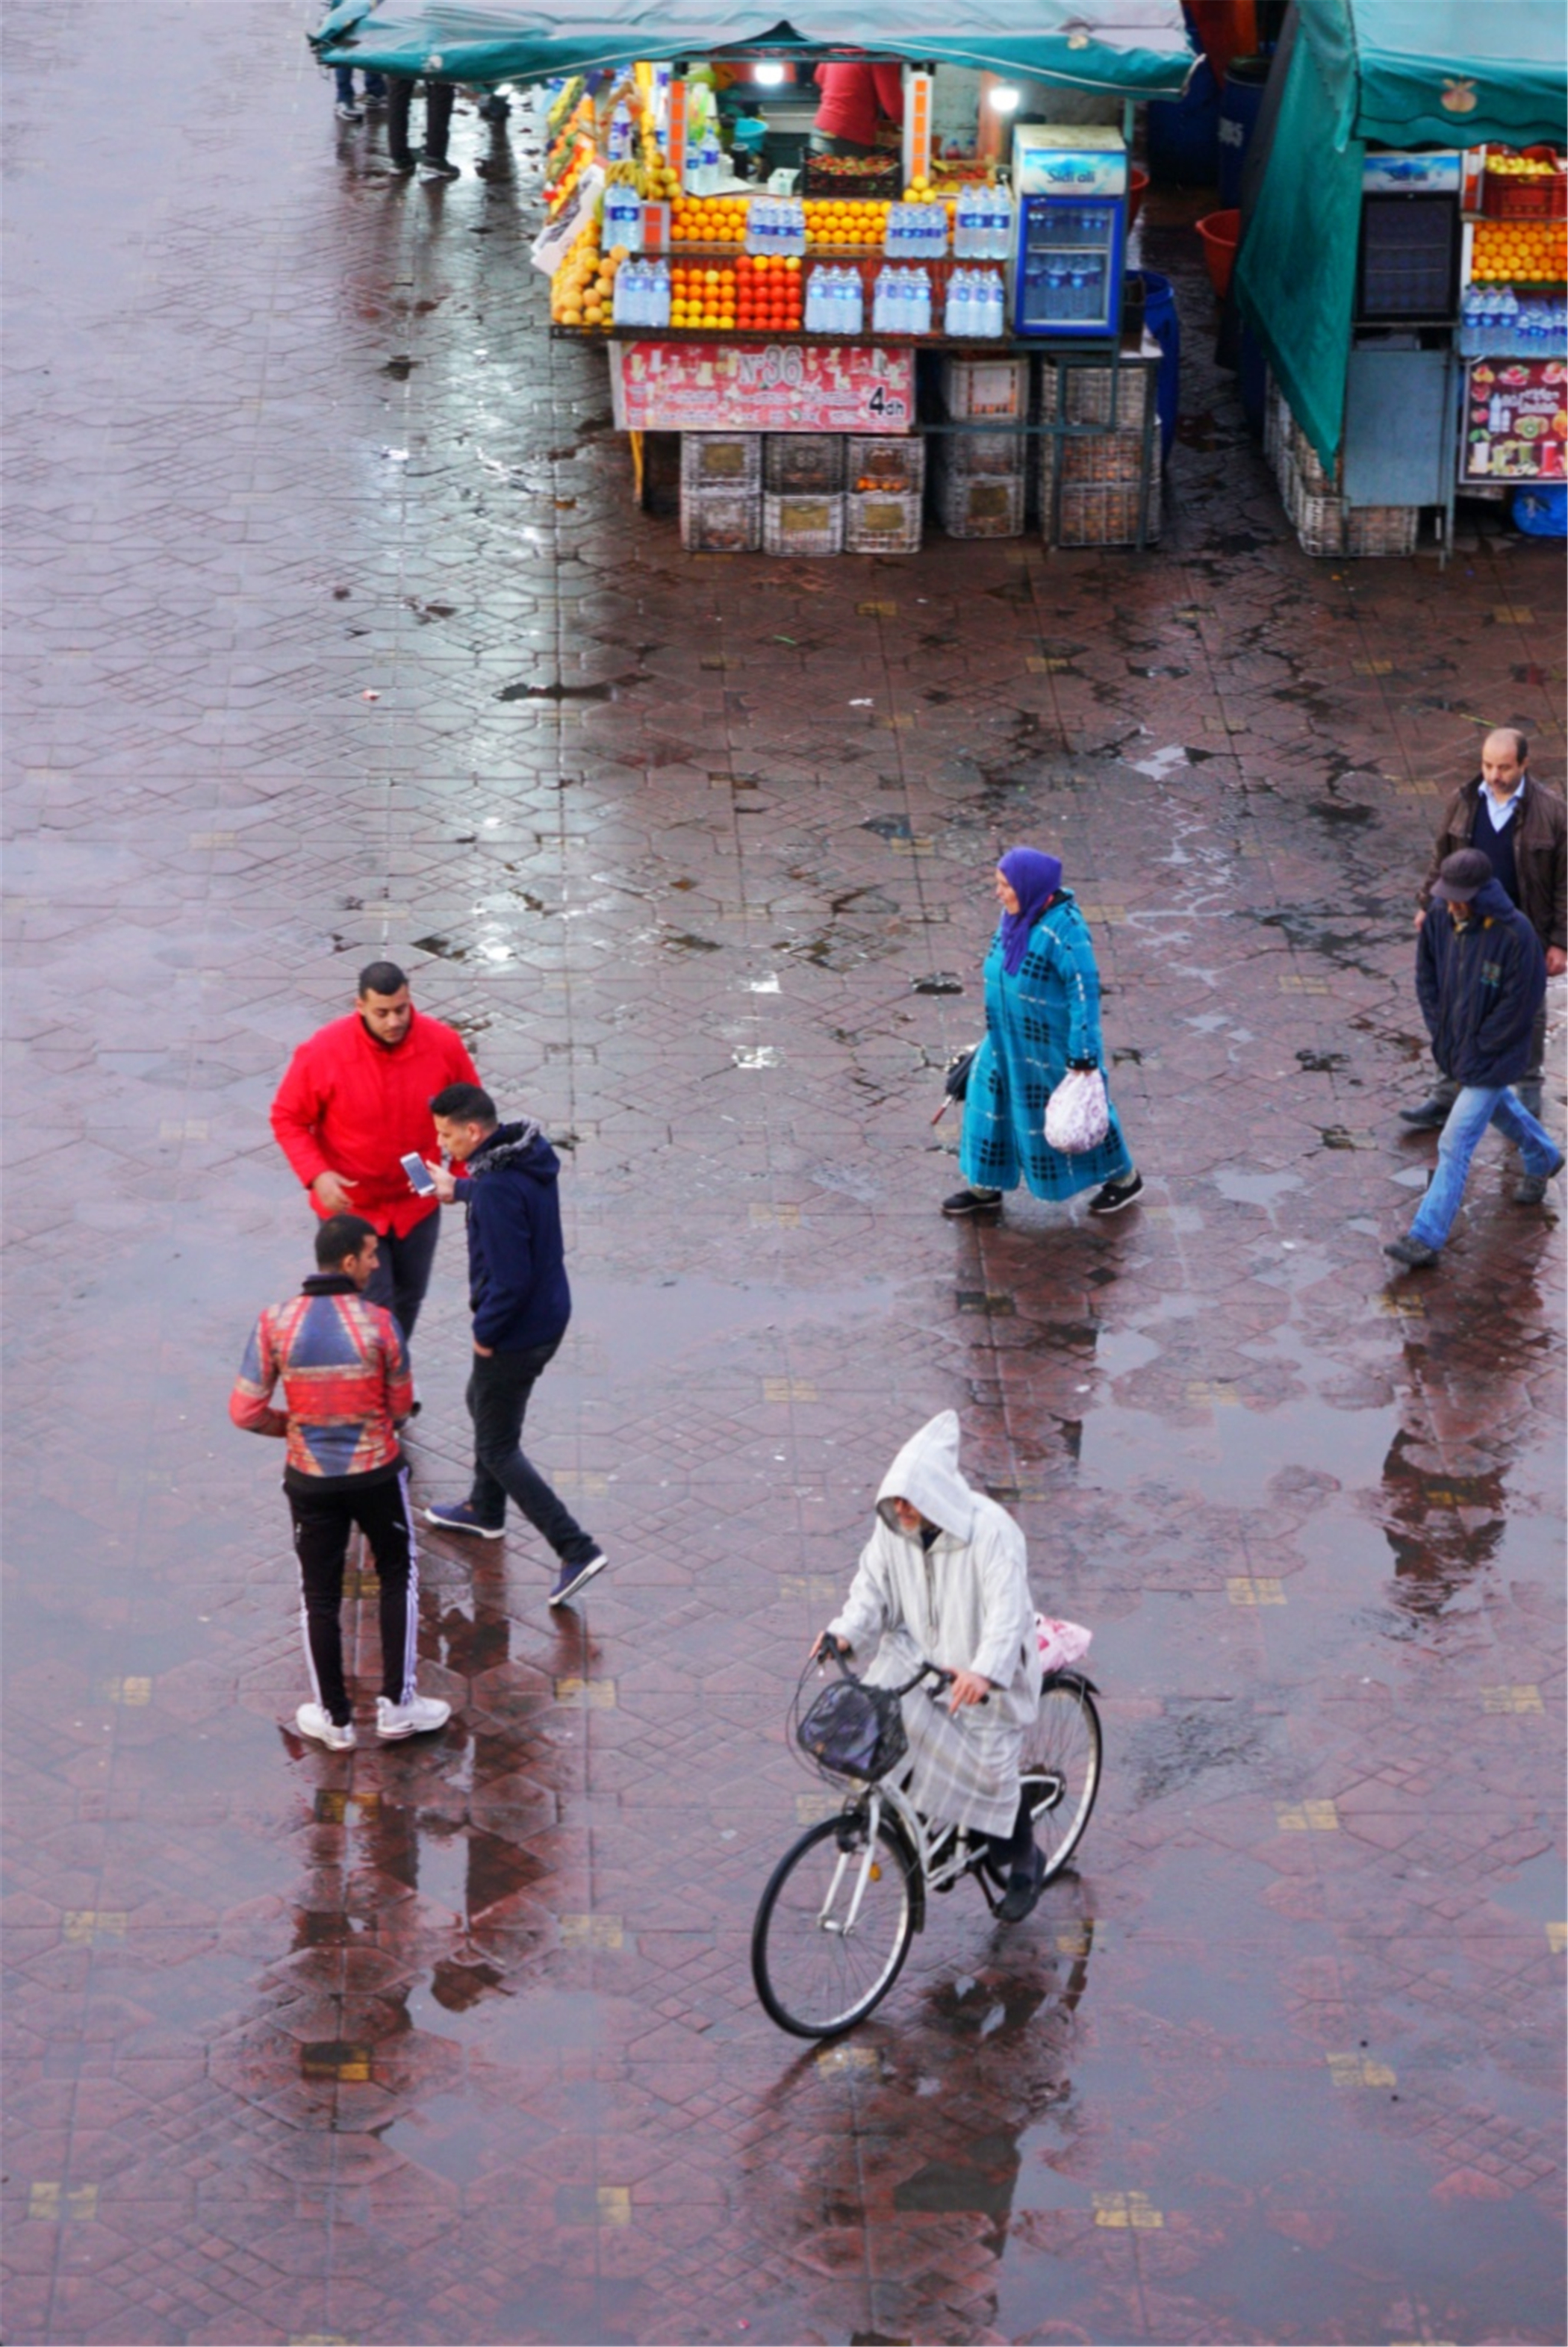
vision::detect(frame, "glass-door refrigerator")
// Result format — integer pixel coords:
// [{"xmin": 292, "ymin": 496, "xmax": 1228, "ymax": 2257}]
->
[{"xmin": 1010, "ymin": 125, "xmax": 1127, "ymax": 340}]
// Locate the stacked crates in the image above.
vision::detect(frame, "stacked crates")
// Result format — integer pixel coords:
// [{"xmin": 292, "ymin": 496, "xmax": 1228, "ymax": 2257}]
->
[
  {"xmin": 844, "ymin": 435, "xmax": 924, "ymax": 553},
  {"xmin": 934, "ymin": 354, "xmax": 1029, "ymax": 538},
  {"xmin": 679, "ymin": 434, "xmax": 762, "ymax": 553},
  {"xmin": 1263, "ymin": 371, "xmax": 1419, "ymax": 559},
  {"xmin": 1038, "ymin": 358, "xmax": 1160, "ymax": 547}
]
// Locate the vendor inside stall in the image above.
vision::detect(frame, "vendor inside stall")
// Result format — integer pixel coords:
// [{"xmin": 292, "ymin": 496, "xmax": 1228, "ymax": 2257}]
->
[{"xmin": 811, "ymin": 57, "xmax": 904, "ymax": 160}]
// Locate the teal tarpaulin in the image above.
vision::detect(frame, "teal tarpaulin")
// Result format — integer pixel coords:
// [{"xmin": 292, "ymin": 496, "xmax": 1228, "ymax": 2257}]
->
[
  {"xmin": 1236, "ymin": 0, "xmax": 1567, "ymax": 467},
  {"xmin": 314, "ymin": 1, "xmax": 1198, "ymax": 97}
]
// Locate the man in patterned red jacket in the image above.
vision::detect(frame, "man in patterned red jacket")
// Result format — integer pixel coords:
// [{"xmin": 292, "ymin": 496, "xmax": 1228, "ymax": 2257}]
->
[{"xmin": 230, "ymin": 1213, "xmax": 452, "ymax": 1751}]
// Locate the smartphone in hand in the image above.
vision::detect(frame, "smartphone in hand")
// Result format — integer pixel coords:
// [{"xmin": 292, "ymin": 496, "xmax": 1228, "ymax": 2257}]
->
[{"xmin": 400, "ymin": 1151, "xmax": 437, "ymax": 1196}]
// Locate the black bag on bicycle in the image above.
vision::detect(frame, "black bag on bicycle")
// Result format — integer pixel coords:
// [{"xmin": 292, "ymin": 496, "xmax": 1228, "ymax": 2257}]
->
[{"xmin": 796, "ymin": 1679, "xmax": 908, "ymax": 1782}]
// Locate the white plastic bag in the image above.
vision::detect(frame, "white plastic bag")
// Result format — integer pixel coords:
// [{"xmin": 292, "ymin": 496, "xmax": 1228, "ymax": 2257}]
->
[{"xmin": 1044, "ymin": 1066, "xmax": 1110, "ymax": 1154}]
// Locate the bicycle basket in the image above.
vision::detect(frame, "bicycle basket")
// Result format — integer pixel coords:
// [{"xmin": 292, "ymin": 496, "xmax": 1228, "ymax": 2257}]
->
[{"xmin": 796, "ymin": 1679, "xmax": 908, "ymax": 1782}]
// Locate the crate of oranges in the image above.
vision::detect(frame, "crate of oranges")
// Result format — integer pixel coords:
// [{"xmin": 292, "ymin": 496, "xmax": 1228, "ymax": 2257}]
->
[
  {"xmin": 1470, "ymin": 217, "xmax": 1568, "ymax": 284},
  {"xmin": 669, "ymin": 264, "xmax": 738, "ymax": 331},
  {"xmin": 671, "ymin": 196, "xmax": 750, "ymax": 245},
  {"xmin": 804, "ymin": 196, "xmax": 892, "ymax": 250}
]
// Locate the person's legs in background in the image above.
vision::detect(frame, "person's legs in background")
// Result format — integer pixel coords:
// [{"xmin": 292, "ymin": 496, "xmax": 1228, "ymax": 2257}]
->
[
  {"xmin": 1407, "ymin": 1086, "xmax": 1559, "ymax": 1252},
  {"xmin": 362, "ymin": 1210, "xmax": 441, "ymax": 1350},
  {"xmin": 386, "ymin": 75, "xmax": 418, "ymax": 170},
  {"xmin": 420, "ymin": 81, "xmax": 458, "ymax": 175},
  {"xmin": 334, "ymin": 65, "xmax": 363, "ymax": 123},
  {"xmin": 352, "ymin": 1471, "xmax": 418, "ymax": 1709}
]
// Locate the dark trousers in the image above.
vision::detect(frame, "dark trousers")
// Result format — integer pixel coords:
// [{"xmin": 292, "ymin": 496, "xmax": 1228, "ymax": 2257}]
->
[
  {"xmin": 362, "ymin": 1207, "xmax": 441, "ymax": 1346},
  {"xmin": 288, "ymin": 1468, "xmax": 418, "ymax": 1726},
  {"xmin": 985, "ymin": 1790, "xmax": 1038, "ymax": 1875},
  {"xmin": 388, "ymin": 75, "xmax": 454, "ymax": 166},
  {"xmin": 466, "ymin": 1342, "xmax": 596, "ymax": 1563},
  {"xmin": 1430, "ymin": 1004, "xmax": 1549, "ymax": 1119}
]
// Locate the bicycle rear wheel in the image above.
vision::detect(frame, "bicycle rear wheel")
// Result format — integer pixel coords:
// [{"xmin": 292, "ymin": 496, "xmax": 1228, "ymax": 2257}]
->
[
  {"xmin": 751, "ymin": 1812, "xmax": 917, "ymax": 2038},
  {"xmin": 1020, "ymin": 1678, "xmax": 1101, "ymax": 1881}
]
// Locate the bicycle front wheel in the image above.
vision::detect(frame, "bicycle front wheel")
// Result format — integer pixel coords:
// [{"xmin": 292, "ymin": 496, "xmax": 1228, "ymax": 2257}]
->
[
  {"xmin": 751, "ymin": 1812, "xmax": 917, "ymax": 2039},
  {"xmin": 1021, "ymin": 1679, "xmax": 1102, "ymax": 1881}
]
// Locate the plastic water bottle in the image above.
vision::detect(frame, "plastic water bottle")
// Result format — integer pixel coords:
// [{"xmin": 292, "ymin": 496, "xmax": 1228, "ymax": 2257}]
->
[
  {"xmin": 871, "ymin": 267, "xmax": 892, "ymax": 334},
  {"xmin": 609, "ymin": 102, "xmax": 632, "ymax": 161},
  {"xmin": 987, "ymin": 270, "xmax": 1007, "ymax": 337}
]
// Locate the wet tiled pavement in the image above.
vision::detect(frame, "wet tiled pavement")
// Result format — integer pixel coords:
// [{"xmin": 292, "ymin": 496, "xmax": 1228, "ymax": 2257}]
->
[{"xmin": 3, "ymin": 9, "xmax": 1565, "ymax": 2343}]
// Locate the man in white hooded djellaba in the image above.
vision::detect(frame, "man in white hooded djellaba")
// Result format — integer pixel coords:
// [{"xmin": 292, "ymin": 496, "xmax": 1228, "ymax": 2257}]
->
[{"xmin": 819, "ymin": 1411, "xmax": 1046, "ymax": 1922}]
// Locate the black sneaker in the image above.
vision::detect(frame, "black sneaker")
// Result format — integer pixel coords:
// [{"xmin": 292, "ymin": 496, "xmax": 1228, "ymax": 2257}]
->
[
  {"xmin": 1512, "ymin": 1149, "xmax": 1564, "ymax": 1206},
  {"xmin": 1087, "ymin": 1170, "xmax": 1143, "ymax": 1216},
  {"xmin": 942, "ymin": 1187, "xmax": 1002, "ymax": 1219},
  {"xmin": 386, "ymin": 152, "xmax": 420, "ymax": 174},
  {"xmin": 1398, "ymin": 1098, "xmax": 1452, "ymax": 1131},
  {"xmin": 550, "ymin": 1552, "xmax": 608, "ymax": 1607},
  {"xmin": 996, "ymin": 1844, "xmax": 1046, "ymax": 1923},
  {"xmin": 1383, "ymin": 1234, "xmax": 1440, "ymax": 1269},
  {"xmin": 420, "ymin": 155, "xmax": 461, "ymax": 179}
]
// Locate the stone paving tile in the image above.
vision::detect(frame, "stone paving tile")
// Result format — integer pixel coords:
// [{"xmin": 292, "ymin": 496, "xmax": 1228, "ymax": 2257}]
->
[{"xmin": 3, "ymin": 7, "xmax": 1566, "ymax": 2343}]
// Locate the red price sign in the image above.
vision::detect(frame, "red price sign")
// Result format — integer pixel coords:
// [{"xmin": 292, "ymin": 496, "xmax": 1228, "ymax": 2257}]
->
[{"xmin": 612, "ymin": 341, "xmax": 915, "ymax": 434}]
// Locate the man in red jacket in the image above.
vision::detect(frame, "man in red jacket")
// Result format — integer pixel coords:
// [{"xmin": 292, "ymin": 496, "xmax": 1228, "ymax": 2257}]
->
[{"xmin": 270, "ymin": 961, "xmax": 479, "ymax": 1346}]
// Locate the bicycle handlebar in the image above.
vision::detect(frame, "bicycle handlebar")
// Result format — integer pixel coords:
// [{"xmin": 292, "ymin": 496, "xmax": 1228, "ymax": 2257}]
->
[{"xmin": 816, "ymin": 1634, "xmax": 983, "ymax": 1705}]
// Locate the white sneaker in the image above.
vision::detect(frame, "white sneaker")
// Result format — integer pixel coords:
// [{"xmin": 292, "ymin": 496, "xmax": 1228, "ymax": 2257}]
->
[
  {"xmin": 335, "ymin": 101, "xmax": 364, "ymax": 125},
  {"xmin": 376, "ymin": 1693, "xmax": 452, "ymax": 1741},
  {"xmin": 296, "ymin": 1702, "xmax": 355, "ymax": 1750}
]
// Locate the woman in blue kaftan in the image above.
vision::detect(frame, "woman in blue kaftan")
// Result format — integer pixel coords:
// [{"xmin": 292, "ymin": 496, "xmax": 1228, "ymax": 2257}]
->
[{"xmin": 947, "ymin": 848, "xmax": 1142, "ymax": 1219}]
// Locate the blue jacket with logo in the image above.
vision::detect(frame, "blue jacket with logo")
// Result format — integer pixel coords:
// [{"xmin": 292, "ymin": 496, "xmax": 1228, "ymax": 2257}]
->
[{"xmin": 1416, "ymin": 876, "xmax": 1545, "ymax": 1088}]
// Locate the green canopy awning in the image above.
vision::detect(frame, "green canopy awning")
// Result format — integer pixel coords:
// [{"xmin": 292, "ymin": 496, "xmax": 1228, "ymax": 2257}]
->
[
  {"xmin": 1236, "ymin": 0, "xmax": 1567, "ymax": 469},
  {"xmin": 314, "ymin": 1, "xmax": 1198, "ymax": 97}
]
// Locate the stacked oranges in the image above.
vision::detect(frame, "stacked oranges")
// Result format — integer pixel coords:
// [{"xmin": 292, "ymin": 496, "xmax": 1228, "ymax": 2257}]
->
[
  {"xmin": 671, "ymin": 196, "xmax": 750, "ymax": 244},
  {"xmin": 1471, "ymin": 218, "xmax": 1567, "ymax": 282},
  {"xmin": 803, "ymin": 197, "xmax": 892, "ymax": 249},
  {"xmin": 669, "ymin": 264, "xmax": 738, "ymax": 331},
  {"xmin": 735, "ymin": 254, "xmax": 803, "ymax": 333}
]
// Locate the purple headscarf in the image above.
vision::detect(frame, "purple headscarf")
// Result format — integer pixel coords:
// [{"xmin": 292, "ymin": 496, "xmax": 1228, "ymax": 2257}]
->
[{"xmin": 997, "ymin": 848, "xmax": 1063, "ymax": 974}]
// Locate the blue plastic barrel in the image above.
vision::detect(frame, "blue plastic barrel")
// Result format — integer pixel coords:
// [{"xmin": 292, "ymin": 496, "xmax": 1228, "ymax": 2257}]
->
[
  {"xmin": 1130, "ymin": 270, "xmax": 1181, "ymax": 460},
  {"xmin": 1218, "ymin": 56, "xmax": 1271, "ymax": 210},
  {"xmin": 1147, "ymin": 57, "xmax": 1220, "ymax": 188},
  {"xmin": 1512, "ymin": 484, "xmax": 1567, "ymax": 538}
]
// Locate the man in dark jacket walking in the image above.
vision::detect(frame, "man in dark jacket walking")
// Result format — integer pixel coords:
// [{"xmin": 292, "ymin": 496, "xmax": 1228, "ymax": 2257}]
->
[
  {"xmin": 1402, "ymin": 730, "xmax": 1566, "ymax": 1140},
  {"xmin": 420, "ymin": 1084, "xmax": 608, "ymax": 1605},
  {"xmin": 1386, "ymin": 851, "xmax": 1563, "ymax": 1269}
]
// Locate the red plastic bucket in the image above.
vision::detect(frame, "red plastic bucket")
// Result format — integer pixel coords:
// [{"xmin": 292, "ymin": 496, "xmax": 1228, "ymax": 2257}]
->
[{"xmin": 1195, "ymin": 208, "xmax": 1240, "ymax": 297}]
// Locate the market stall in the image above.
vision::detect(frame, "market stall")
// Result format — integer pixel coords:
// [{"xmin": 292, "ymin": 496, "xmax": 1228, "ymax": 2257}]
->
[
  {"xmin": 1235, "ymin": 0, "xmax": 1567, "ymax": 555},
  {"xmin": 314, "ymin": 2, "xmax": 1200, "ymax": 554}
]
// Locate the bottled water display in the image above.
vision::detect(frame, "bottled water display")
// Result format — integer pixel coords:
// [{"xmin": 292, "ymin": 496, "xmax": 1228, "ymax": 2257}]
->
[
  {"xmin": 1459, "ymin": 282, "xmax": 1567, "ymax": 352},
  {"xmin": 686, "ymin": 128, "xmax": 722, "ymax": 195},
  {"xmin": 953, "ymin": 184, "xmax": 1014, "ymax": 260},
  {"xmin": 872, "ymin": 267, "xmax": 932, "ymax": 335},
  {"xmin": 603, "ymin": 182, "xmax": 644, "ymax": 253},
  {"xmin": 943, "ymin": 267, "xmax": 1005, "ymax": 338},
  {"xmin": 613, "ymin": 257, "xmax": 671, "ymax": 329},
  {"xmin": 883, "ymin": 202, "xmax": 949, "ymax": 259},
  {"xmin": 805, "ymin": 264, "xmax": 864, "ymax": 335},
  {"xmin": 746, "ymin": 197, "xmax": 806, "ymax": 256},
  {"xmin": 607, "ymin": 102, "xmax": 632, "ymax": 161}
]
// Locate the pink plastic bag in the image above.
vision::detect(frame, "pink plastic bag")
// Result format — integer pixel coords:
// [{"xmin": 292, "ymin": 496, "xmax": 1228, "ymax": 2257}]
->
[{"xmin": 1036, "ymin": 1613, "xmax": 1092, "ymax": 1676}]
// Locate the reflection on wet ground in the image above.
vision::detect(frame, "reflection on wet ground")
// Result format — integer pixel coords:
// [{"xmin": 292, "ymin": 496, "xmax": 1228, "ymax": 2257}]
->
[{"xmin": 2, "ymin": 8, "xmax": 1564, "ymax": 2342}]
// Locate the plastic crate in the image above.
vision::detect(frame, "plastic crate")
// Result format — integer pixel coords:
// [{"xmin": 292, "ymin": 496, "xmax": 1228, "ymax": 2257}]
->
[
  {"xmin": 763, "ymin": 435, "xmax": 845, "ymax": 494},
  {"xmin": 681, "ymin": 432, "xmax": 762, "ymax": 491},
  {"xmin": 1263, "ymin": 370, "xmax": 1288, "ymax": 473},
  {"xmin": 1039, "ymin": 357, "xmax": 1153, "ymax": 429},
  {"xmin": 844, "ymin": 488, "xmax": 924, "ymax": 553},
  {"xmin": 1039, "ymin": 426, "xmax": 1145, "ymax": 487},
  {"xmin": 1287, "ymin": 414, "xmax": 1340, "ymax": 494},
  {"xmin": 940, "ymin": 353, "xmax": 1031, "ymax": 421},
  {"xmin": 1043, "ymin": 477, "xmax": 1161, "ymax": 548},
  {"xmin": 937, "ymin": 425, "xmax": 1026, "ymax": 476},
  {"xmin": 762, "ymin": 491, "xmax": 844, "ymax": 557},
  {"xmin": 1344, "ymin": 504, "xmax": 1419, "ymax": 558},
  {"xmin": 1281, "ymin": 456, "xmax": 1346, "ymax": 557},
  {"xmin": 1481, "ymin": 167, "xmax": 1567, "ymax": 220},
  {"xmin": 936, "ymin": 470, "xmax": 1025, "ymax": 539},
  {"xmin": 845, "ymin": 434, "xmax": 927, "ymax": 492},
  {"xmin": 679, "ymin": 481, "xmax": 762, "ymax": 554}
]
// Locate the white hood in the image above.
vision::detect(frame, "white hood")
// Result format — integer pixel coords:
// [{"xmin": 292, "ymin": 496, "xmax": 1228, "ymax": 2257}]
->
[{"xmin": 875, "ymin": 1410, "xmax": 977, "ymax": 1544}]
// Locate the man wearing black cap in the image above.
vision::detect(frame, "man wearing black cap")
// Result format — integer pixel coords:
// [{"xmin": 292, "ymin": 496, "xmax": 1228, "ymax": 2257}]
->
[
  {"xmin": 1385, "ymin": 848, "xmax": 1563, "ymax": 1269},
  {"xmin": 1401, "ymin": 729, "xmax": 1566, "ymax": 1143}
]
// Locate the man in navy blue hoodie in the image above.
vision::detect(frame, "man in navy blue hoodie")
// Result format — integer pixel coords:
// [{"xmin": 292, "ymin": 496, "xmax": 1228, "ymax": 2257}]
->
[
  {"xmin": 420, "ymin": 1084, "xmax": 608, "ymax": 1605},
  {"xmin": 1386, "ymin": 850, "xmax": 1563, "ymax": 1269}
]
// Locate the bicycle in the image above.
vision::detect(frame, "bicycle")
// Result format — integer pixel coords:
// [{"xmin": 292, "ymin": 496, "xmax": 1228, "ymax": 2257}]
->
[{"xmin": 750, "ymin": 1633, "xmax": 1101, "ymax": 2039}]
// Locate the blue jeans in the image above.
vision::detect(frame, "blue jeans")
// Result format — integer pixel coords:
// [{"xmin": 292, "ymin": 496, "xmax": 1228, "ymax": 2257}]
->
[
  {"xmin": 334, "ymin": 66, "xmax": 387, "ymax": 105},
  {"xmin": 1409, "ymin": 1086, "xmax": 1558, "ymax": 1250}
]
